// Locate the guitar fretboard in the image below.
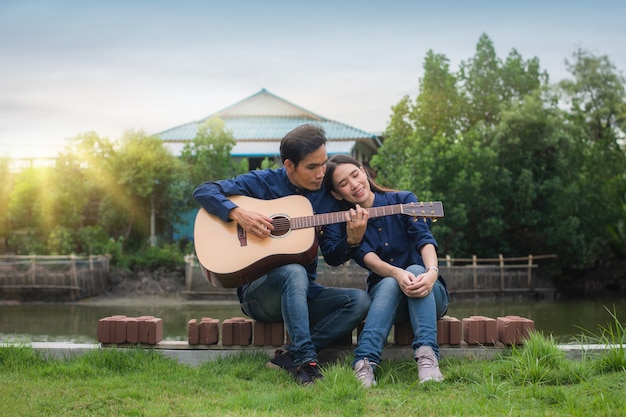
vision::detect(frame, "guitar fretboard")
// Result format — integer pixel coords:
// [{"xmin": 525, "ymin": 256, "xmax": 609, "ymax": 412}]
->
[{"xmin": 289, "ymin": 203, "xmax": 437, "ymax": 230}]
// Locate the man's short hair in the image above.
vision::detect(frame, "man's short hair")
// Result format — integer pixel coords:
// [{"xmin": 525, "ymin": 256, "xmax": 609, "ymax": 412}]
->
[{"xmin": 280, "ymin": 124, "xmax": 327, "ymax": 166}]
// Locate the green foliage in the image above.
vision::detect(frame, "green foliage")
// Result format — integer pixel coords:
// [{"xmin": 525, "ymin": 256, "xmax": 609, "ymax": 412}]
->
[
  {"xmin": 6, "ymin": 230, "xmax": 46, "ymax": 255},
  {"xmin": 560, "ymin": 48, "xmax": 626, "ymax": 143},
  {"xmin": 4, "ymin": 131, "xmax": 189, "ymax": 255},
  {"xmin": 38, "ymin": 225, "xmax": 112, "ymax": 256},
  {"xmin": 177, "ymin": 117, "xmax": 248, "ymax": 215},
  {"xmin": 260, "ymin": 157, "xmax": 279, "ymax": 170},
  {"xmin": 374, "ymin": 33, "xmax": 626, "ymax": 274},
  {"xmin": 73, "ymin": 225, "xmax": 112, "ymax": 255},
  {"xmin": 180, "ymin": 117, "xmax": 244, "ymax": 183},
  {"xmin": 606, "ymin": 215, "xmax": 626, "ymax": 258},
  {"xmin": 0, "ymin": 158, "xmax": 15, "ymax": 241},
  {"xmin": 47, "ymin": 226, "xmax": 75, "ymax": 255},
  {"xmin": 112, "ymin": 242, "xmax": 188, "ymax": 272},
  {"xmin": 6, "ymin": 167, "xmax": 53, "ymax": 234}
]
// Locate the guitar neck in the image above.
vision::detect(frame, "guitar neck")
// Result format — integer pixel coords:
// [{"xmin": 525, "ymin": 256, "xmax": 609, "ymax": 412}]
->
[{"xmin": 290, "ymin": 204, "xmax": 409, "ymax": 230}]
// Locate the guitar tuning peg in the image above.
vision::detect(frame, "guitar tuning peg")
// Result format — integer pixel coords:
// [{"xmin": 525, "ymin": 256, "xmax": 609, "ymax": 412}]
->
[{"xmin": 432, "ymin": 219, "xmax": 437, "ymax": 223}]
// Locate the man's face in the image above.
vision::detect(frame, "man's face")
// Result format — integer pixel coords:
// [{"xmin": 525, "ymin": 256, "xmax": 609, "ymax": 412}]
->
[{"xmin": 286, "ymin": 145, "xmax": 328, "ymax": 191}]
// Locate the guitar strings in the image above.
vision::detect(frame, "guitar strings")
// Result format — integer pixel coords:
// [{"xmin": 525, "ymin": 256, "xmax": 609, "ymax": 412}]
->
[{"xmin": 271, "ymin": 218, "xmax": 291, "ymax": 232}]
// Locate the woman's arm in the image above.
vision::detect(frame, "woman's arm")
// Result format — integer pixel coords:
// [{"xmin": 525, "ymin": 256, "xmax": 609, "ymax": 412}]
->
[
  {"xmin": 404, "ymin": 243, "xmax": 439, "ymax": 298},
  {"xmin": 363, "ymin": 243, "xmax": 439, "ymax": 298}
]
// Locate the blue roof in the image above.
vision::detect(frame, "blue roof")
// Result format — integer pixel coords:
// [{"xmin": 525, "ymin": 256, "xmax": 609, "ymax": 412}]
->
[
  {"xmin": 158, "ymin": 116, "xmax": 378, "ymax": 142},
  {"xmin": 156, "ymin": 89, "xmax": 381, "ymax": 157},
  {"xmin": 164, "ymin": 139, "xmax": 357, "ymax": 158}
]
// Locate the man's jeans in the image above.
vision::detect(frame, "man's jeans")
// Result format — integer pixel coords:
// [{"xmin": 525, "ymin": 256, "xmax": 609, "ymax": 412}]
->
[
  {"xmin": 353, "ymin": 264, "xmax": 450, "ymax": 366},
  {"xmin": 240, "ymin": 264, "xmax": 370, "ymax": 366}
]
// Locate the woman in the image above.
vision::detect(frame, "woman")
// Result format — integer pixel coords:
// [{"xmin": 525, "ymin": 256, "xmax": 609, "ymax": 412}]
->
[{"xmin": 320, "ymin": 155, "xmax": 450, "ymax": 388}]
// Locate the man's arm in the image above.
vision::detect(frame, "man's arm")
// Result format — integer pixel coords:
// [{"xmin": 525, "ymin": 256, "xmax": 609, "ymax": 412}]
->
[
  {"xmin": 192, "ymin": 180, "xmax": 239, "ymax": 222},
  {"xmin": 192, "ymin": 171, "xmax": 276, "ymax": 238}
]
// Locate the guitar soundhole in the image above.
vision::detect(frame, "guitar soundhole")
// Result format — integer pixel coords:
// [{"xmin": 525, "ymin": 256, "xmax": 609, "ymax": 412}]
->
[{"xmin": 270, "ymin": 215, "xmax": 291, "ymax": 237}]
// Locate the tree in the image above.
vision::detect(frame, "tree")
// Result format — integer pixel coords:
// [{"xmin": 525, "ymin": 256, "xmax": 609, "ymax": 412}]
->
[
  {"xmin": 560, "ymin": 48, "xmax": 626, "ymax": 144},
  {"xmin": 373, "ymin": 34, "xmax": 597, "ymax": 270},
  {"xmin": 491, "ymin": 91, "xmax": 587, "ymax": 265},
  {"xmin": 559, "ymin": 50, "xmax": 626, "ymax": 264},
  {"xmin": 104, "ymin": 130, "xmax": 185, "ymax": 247},
  {"xmin": 60, "ymin": 130, "xmax": 186, "ymax": 251},
  {"xmin": 180, "ymin": 117, "xmax": 246, "ymax": 184},
  {"xmin": 414, "ymin": 51, "xmax": 466, "ymax": 142},
  {"xmin": 372, "ymin": 51, "xmax": 464, "ymax": 191},
  {"xmin": 371, "ymin": 95, "xmax": 416, "ymax": 190},
  {"xmin": 0, "ymin": 158, "xmax": 13, "ymax": 249},
  {"xmin": 6, "ymin": 167, "xmax": 51, "ymax": 253},
  {"xmin": 458, "ymin": 34, "xmax": 503, "ymax": 126},
  {"xmin": 458, "ymin": 33, "xmax": 549, "ymax": 130},
  {"xmin": 178, "ymin": 117, "xmax": 247, "ymax": 212}
]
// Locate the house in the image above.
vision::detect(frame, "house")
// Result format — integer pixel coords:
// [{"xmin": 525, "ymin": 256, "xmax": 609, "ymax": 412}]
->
[
  {"xmin": 156, "ymin": 89, "xmax": 382, "ymax": 241},
  {"xmin": 157, "ymin": 88, "xmax": 382, "ymax": 169}
]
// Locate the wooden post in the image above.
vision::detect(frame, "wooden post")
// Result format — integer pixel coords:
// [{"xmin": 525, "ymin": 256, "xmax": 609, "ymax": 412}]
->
[
  {"xmin": 499, "ymin": 254, "xmax": 504, "ymax": 292},
  {"xmin": 472, "ymin": 255, "xmax": 477, "ymax": 291},
  {"xmin": 527, "ymin": 254, "xmax": 533, "ymax": 290},
  {"xmin": 70, "ymin": 254, "xmax": 78, "ymax": 291},
  {"xmin": 30, "ymin": 255, "xmax": 36, "ymax": 285},
  {"xmin": 184, "ymin": 255, "xmax": 194, "ymax": 292}
]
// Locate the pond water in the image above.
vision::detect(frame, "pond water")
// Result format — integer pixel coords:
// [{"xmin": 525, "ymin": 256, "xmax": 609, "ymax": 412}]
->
[{"xmin": 1, "ymin": 296, "xmax": 624, "ymax": 345}]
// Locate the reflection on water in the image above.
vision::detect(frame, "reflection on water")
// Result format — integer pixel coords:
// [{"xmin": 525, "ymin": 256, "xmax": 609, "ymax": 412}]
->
[
  {"xmin": 0, "ymin": 298, "xmax": 244, "ymax": 344},
  {"xmin": 1, "ymin": 296, "xmax": 624, "ymax": 344},
  {"xmin": 447, "ymin": 298, "xmax": 625, "ymax": 343}
]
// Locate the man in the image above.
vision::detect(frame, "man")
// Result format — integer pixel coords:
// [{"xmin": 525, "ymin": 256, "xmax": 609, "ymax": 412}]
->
[{"xmin": 192, "ymin": 123, "xmax": 370, "ymax": 385}]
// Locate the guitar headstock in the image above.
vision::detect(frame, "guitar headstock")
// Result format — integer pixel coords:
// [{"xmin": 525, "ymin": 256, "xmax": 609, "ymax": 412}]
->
[{"xmin": 401, "ymin": 201, "xmax": 444, "ymax": 222}]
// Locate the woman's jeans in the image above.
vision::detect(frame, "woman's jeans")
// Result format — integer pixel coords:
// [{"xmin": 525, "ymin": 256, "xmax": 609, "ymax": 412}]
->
[
  {"xmin": 240, "ymin": 264, "xmax": 370, "ymax": 366},
  {"xmin": 354, "ymin": 264, "xmax": 450, "ymax": 366}
]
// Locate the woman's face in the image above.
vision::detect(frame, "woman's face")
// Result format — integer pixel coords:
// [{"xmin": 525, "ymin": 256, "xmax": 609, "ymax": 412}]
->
[{"xmin": 330, "ymin": 163, "xmax": 374, "ymax": 207}]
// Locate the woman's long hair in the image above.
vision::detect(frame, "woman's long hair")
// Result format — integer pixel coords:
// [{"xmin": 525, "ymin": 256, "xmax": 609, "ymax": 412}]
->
[{"xmin": 324, "ymin": 155, "xmax": 396, "ymax": 209}]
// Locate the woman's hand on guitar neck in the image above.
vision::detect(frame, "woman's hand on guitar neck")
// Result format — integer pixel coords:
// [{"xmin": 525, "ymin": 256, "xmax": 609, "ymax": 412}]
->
[
  {"xmin": 230, "ymin": 207, "xmax": 274, "ymax": 238},
  {"xmin": 344, "ymin": 204, "xmax": 368, "ymax": 245}
]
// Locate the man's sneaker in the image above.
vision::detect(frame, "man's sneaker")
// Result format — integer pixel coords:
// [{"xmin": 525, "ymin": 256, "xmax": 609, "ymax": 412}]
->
[
  {"xmin": 293, "ymin": 362, "xmax": 323, "ymax": 385},
  {"xmin": 415, "ymin": 346, "xmax": 444, "ymax": 383},
  {"xmin": 353, "ymin": 358, "xmax": 377, "ymax": 388},
  {"xmin": 266, "ymin": 349, "xmax": 295, "ymax": 371}
]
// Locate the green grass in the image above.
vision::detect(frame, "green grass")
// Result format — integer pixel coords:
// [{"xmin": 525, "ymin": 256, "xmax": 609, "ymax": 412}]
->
[
  {"xmin": 2, "ymin": 332, "xmax": 625, "ymax": 417},
  {"xmin": 574, "ymin": 305, "xmax": 626, "ymax": 375}
]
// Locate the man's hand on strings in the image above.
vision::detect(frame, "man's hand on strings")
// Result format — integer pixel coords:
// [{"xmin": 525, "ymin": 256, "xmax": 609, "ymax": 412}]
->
[{"xmin": 230, "ymin": 207, "xmax": 274, "ymax": 238}]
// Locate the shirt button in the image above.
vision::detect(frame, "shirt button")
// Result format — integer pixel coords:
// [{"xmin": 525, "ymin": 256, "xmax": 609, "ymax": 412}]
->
[
  {"xmin": 378, "ymin": 227, "xmax": 382, "ymax": 232},
  {"xmin": 384, "ymin": 242, "xmax": 389, "ymax": 247}
]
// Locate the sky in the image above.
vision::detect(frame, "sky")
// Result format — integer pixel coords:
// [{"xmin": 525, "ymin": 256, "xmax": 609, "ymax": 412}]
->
[{"xmin": 1, "ymin": 0, "xmax": 625, "ymax": 159}]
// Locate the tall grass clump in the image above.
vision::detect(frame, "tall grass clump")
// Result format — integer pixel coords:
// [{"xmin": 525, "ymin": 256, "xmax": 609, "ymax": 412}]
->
[
  {"xmin": 499, "ymin": 331, "xmax": 586, "ymax": 385},
  {"xmin": 574, "ymin": 305, "xmax": 625, "ymax": 374},
  {"xmin": 0, "ymin": 344, "xmax": 46, "ymax": 371}
]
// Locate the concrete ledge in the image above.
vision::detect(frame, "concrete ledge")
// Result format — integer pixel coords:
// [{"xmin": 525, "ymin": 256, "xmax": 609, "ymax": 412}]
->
[{"xmin": 4, "ymin": 342, "xmax": 619, "ymax": 367}]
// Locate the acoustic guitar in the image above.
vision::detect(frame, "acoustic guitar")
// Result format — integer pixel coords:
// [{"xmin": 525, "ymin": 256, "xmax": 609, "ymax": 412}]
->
[{"xmin": 194, "ymin": 195, "xmax": 444, "ymax": 288}]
